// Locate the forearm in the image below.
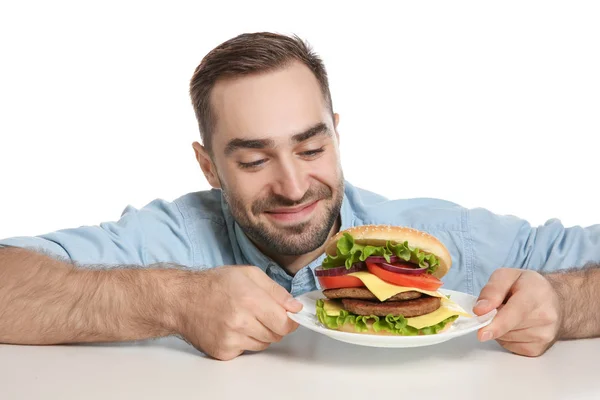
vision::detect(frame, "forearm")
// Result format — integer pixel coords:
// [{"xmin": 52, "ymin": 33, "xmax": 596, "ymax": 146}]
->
[
  {"xmin": 545, "ymin": 264, "xmax": 600, "ymax": 340},
  {"xmin": 0, "ymin": 247, "xmax": 186, "ymax": 344}
]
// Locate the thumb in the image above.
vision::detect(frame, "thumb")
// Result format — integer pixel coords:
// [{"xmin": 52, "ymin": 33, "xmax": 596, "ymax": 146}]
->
[
  {"xmin": 283, "ymin": 295, "xmax": 303, "ymax": 313},
  {"xmin": 249, "ymin": 268, "xmax": 303, "ymax": 312},
  {"xmin": 270, "ymin": 281, "xmax": 303, "ymax": 313},
  {"xmin": 473, "ymin": 268, "xmax": 522, "ymax": 316}
]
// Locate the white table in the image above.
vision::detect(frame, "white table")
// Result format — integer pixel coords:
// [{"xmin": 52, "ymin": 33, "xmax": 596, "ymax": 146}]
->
[{"xmin": 1, "ymin": 327, "xmax": 598, "ymax": 400}]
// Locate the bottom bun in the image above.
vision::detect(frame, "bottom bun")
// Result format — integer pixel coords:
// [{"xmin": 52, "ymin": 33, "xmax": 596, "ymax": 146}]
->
[{"xmin": 335, "ymin": 320, "xmax": 455, "ymax": 336}]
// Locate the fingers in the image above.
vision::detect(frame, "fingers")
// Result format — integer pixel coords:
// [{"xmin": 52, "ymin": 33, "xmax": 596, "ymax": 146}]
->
[
  {"xmin": 496, "ymin": 339, "xmax": 552, "ymax": 358},
  {"xmin": 495, "ymin": 325, "xmax": 557, "ymax": 344},
  {"xmin": 241, "ymin": 270, "xmax": 301, "ymax": 336},
  {"xmin": 210, "ymin": 336, "xmax": 270, "ymax": 361},
  {"xmin": 242, "ymin": 337, "xmax": 271, "ymax": 353},
  {"xmin": 478, "ymin": 290, "xmax": 531, "ymax": 342},
  {"xmin": 246, "ymin": 319, "xmax": 284, "ymax": 343},
  {"xmin": 247, "ymin": 267, "xmax": 303, "ymax": 312},
  {"xmin": 254, "ymin": 296, "xmax": 300, "ymax": 336},
  {"xmin": 215, "ymin": 314, "xmax": 290, "ymax": 360},
  {"xmin": 473, "ymin": 268, "xmax": 522, "ymax": 316}
]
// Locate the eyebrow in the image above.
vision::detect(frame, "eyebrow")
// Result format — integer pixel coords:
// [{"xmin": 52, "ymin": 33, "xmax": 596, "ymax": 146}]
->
[
  {"xmin": 224, "ymin": 138, "xmax": 274, "ymax": 156},
  {"xmin": 291, "ymin": 122, "xmax": 330, "ymax": 143},
  {"xmin": 224, "ymin": 122, "xmax": 331, "ymax": 156}
]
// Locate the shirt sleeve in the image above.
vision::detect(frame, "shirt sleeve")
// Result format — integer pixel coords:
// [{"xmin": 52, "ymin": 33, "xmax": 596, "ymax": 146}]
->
[
  {"xmin": 0, "ymin": 199, "xmax": 195, "ymax": 267},
  {"xmin": 468, "ymin": 207, "xmax": 600, "ymax": 289}
]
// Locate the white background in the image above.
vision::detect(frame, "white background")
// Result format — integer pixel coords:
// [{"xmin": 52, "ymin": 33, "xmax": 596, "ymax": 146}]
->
[{"xmin": 1, "ymin": 0, "xmax": 598, "ymax": 240}]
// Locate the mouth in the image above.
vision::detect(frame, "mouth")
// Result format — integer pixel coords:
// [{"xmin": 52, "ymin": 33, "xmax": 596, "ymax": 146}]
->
[{"xmin": 264, "ymin": 201, "xmax": 320, "ymax": 224}]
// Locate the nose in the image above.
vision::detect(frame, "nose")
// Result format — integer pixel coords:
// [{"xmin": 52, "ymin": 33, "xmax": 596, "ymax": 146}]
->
[{"xmin": 271, "ymin": 156, "xmax": 309, "ymax": 202}]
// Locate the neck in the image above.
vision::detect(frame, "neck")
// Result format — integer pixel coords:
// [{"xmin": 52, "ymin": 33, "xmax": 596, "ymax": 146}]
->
[{"xmin": 261, "ymin": 217, "xmax": 341, "ymax": 276}]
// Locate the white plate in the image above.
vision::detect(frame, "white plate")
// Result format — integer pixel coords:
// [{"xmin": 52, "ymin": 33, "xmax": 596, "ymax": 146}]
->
[{"xmin": 287, "ymin": 289, "xmax": 497, "ymax": 348}]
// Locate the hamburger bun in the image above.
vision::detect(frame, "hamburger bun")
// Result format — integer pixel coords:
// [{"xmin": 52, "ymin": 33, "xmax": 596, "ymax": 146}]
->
[{"xmin": 325, "ymin": 224, "xmax": 452, "ymax": 279}]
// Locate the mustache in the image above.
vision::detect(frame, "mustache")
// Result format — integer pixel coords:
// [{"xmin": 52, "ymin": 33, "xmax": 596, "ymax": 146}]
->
[{"xmin": 252, "ymin": 185, "xmax": 333, "ymax": 214}]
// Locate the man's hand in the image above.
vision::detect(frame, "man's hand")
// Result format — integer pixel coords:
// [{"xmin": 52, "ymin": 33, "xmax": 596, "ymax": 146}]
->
[
  {"xmin": 173, "ymin": 265, "xmax": 303, "ymax": 361},
  {"xmin": 473, "ymin": 268, "xmax": 562, "ymax": 357},
  {"xmin": 0, "ymin": 248, "xmax": 302, "ymax": 357}
]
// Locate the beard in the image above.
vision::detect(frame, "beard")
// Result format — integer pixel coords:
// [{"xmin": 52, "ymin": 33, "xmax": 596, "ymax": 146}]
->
[{"xmin": 222, "ymin": 178, "xmax": 344, "ymax": 256}]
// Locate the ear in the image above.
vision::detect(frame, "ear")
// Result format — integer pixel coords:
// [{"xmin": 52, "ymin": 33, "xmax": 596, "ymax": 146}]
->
[
  {"xmin": 333, "ymin": 113, "xmax": 340, "ymax": 141},
  {"xmin": 192, "ymin": 142, "xmax": 222, "ymax": 189}
]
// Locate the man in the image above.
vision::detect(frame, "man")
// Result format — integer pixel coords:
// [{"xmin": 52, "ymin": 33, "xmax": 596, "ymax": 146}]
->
[{"xmin": 0, "ymin": 32, "xmax": 599, "ymax": 361}]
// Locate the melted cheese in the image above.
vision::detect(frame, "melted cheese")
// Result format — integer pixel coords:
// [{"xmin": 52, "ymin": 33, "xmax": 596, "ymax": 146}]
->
[
  {"xmin": 405, "ymin": 297, "xmax": 471, "ymax": 329},
  {"xmin": 348, "ymin": 271, "xmax": 443, "ymax": 301},
  {"xmin": 322, "ymin": 299, "xmax": 343, "ymax": 316}
]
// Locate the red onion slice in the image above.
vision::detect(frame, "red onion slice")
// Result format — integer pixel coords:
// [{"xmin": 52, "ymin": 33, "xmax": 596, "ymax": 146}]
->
[
  {"xmin": 377, "ymin": 262, "xmax": 427, "ymax": 275},
  {"xmin": 365, "ymin": 255, "xmax": 400, "ymax": 264},
  {"xmin": 315, "ymin": 262, "xmax": 366, "ymax": 276}
]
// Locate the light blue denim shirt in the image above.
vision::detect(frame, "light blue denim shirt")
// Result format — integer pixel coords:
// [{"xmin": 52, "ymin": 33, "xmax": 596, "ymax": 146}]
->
[{"xmin": 2, "ymin": 181, "xmax": 599, "ymax": 296}]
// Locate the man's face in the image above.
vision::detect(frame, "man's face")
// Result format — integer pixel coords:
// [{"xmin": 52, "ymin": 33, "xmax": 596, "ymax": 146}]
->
[{"xmin": 203, "ymin": 61, "xmax": 344, "ymax": 256}]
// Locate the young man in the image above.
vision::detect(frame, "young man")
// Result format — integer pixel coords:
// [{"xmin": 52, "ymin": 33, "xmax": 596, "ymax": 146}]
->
[{"xmin": 1, "ymin": 32, "xmax": 599, "ymax": 361}]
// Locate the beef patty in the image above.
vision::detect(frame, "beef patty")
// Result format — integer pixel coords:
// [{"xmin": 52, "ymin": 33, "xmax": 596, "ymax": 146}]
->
[
  {"xmin": 323, "ymin": 287, "xmax": 422, "ymax": 302},
  {"xmin": 341, "ymin": 296, "xmax": 441, "ymax": 317}
]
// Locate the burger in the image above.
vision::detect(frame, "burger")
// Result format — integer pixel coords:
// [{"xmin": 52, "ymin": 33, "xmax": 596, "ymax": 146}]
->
[{"xmin": 314, "ymin": 225, "xmax": 471, "ymax": 335}]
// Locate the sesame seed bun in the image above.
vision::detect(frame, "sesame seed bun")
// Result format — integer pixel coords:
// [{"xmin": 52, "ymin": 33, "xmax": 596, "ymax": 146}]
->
[{"xmin": 325, "ymin": 224, "xmax": 451, "ymax": 279}]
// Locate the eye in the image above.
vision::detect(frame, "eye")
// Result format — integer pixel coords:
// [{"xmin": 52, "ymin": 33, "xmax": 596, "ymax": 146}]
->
[
  {"xmin": 299, "ymin": 147, "xmax": 325, "ymax": 158},
  {"xmin": 237, "ymin": 159, "xmax": 267, "ymax": 169}
]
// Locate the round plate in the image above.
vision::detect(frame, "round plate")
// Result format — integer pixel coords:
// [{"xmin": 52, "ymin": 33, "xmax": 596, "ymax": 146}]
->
[{"xmin": 287, "ymin": 289, "xmax": 497, "ymax": 348}]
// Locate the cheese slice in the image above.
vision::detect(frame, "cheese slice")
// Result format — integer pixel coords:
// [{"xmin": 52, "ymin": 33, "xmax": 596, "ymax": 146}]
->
[
  {"xmin": 405, "ymin": 297, "xmax": 471, "ymax": 329},
  {"xmin": 348, "ymin": 271, "xmax": 443, "ymax": 301},
  {"xmin": 322, "ymin": 299, "xmax": 344, "ymax": 316}
]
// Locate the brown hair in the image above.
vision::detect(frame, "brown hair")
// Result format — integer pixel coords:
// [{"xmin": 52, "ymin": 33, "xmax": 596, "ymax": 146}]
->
[{"xmin": 189, "ymin": 32, "xmax": 333, "ymax": 152}]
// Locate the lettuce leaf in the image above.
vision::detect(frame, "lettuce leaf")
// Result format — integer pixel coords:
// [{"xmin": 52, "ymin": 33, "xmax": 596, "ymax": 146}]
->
[
  {"xmin": 316, "ymin": 299, "xmax": 457, "ymax": 336},
  {"xmin": 321, "ymin": 232, "xmax": 439, "ymax": 274}
]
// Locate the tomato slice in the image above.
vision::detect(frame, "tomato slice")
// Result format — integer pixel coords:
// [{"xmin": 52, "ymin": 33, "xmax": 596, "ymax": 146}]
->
[
  {"xmin": 365, "ymin": 262, "xmax": 443, "ymax": 291},
  {"xmin": 317, "ymin": 275, "xmax": 365, "ymax": 290}
]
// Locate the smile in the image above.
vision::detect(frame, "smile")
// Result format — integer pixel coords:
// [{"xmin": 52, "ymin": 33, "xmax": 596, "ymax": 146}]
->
[{"xmin": 264, "ymin": 201, "xmax": 320, "ymax": 223}]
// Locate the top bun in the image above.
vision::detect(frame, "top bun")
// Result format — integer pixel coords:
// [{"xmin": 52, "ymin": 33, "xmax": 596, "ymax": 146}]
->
[{"xmin": 325, "ymin": 225, "xmax": 451, "ymax": 279}]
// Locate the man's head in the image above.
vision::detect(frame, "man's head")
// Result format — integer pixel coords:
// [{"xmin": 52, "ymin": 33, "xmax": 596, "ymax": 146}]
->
[{"xmin": 189, "ymin": 32, "xmax": 344, "ymax": 258}]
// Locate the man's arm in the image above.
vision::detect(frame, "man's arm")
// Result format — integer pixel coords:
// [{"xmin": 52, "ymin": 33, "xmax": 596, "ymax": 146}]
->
[
  {"xmin": 546, "ymin": 264, "xmax": 600, "ymax": 340},
  {"xmin": 0, "ymin": 246, "xmax": 302, "ymax": 360},
  {"xmin": 473, "ymin": 264, "xmax": 600, "ymax": 357},
  {"xmin": 0, "ymin": 246, "xmax": 181, "ymax": 344}
]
